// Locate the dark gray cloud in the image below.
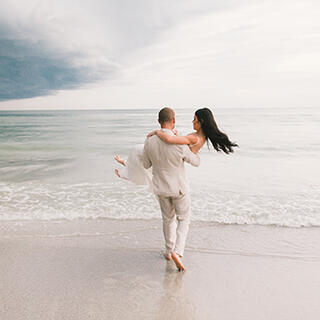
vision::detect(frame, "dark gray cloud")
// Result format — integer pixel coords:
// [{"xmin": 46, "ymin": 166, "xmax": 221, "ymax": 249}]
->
[{"xmin": 0, "ymin": 36, "xmax": 114, "ymax": 101}]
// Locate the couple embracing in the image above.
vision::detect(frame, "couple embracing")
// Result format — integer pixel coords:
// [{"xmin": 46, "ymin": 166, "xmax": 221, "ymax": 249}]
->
[{"xmin": 115, "ymin": 107, "xmax": 237, "ymax": 271}]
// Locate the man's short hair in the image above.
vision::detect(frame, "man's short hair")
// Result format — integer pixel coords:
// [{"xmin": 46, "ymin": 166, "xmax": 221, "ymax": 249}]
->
[{"xmin": 158, "ymin": 107, "xmax": 175, "ymax": 124}]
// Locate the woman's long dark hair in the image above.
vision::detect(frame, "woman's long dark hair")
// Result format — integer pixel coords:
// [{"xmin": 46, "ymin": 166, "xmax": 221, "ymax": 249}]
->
[{"xmin": 195, "ymin": 107, "xmax": 238, "ymax": 154}]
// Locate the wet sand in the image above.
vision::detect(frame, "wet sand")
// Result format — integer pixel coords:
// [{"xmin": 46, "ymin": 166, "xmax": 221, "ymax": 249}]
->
[{"xmin": 1, "ymin": 219, "xmax": 320, "ymax": 319}]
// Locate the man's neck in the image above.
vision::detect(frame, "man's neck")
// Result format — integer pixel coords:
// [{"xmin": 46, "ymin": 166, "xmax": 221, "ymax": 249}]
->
[{"xmin": 160, "ymin": 125, "xmax": 173, "ymax": 131}]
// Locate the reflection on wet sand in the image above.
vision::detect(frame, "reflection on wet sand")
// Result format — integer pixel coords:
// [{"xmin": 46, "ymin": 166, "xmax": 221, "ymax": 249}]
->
[{"xmin": 157, "ymin": 261, "xmax": 195, "ymax": 320}]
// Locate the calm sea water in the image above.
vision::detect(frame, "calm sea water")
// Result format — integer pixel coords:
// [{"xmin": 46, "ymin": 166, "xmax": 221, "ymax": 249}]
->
[{"xmin": 0, "ymin": 108, "xmax": 319, "ymax": 227}]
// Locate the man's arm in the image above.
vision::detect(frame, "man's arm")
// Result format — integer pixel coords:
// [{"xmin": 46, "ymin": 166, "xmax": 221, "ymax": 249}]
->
[
  {"xmin": 141, "ymin": 139, "xmax": 152, "ymax": 169},
  {"xmin": 182, "ymin": 145, "xmax": 200, "ymax": 167}
]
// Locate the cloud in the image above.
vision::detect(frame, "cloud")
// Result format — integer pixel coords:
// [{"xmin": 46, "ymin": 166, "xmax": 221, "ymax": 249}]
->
[
  {"xmin": 0, "ymin": 37, "xmax": 116, "ymax": 101},
  {"xmin": 0, "ymin": 0, "xmax": 319, "ymax": 108},
  {"xmin": 0, "ymin": 0, "xmax": 122, "ymax": 101},
  {"xmin": 100, "ymin": 0, "xmax": 320, "ymax": 108},
  {"xmin": 0, "ymin": 0, "xmax": 184, "ymax": 101}
]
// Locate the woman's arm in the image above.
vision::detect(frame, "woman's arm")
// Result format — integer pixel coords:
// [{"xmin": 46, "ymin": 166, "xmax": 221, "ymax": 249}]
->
[{"xmin": 147, "ymin": 130, "xmax": 197, "ymax": 145}]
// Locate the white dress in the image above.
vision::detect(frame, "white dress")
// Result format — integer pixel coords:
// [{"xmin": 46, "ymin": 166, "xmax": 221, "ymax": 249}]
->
[{"xmin": 117, "ymin": 144, "xmax": 152, "ymax": 188}]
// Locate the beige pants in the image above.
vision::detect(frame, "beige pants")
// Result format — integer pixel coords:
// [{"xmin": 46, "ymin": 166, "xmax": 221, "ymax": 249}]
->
[{"xmin": 157, "ymin": 193, "xmax": 191, "ymax": 257}]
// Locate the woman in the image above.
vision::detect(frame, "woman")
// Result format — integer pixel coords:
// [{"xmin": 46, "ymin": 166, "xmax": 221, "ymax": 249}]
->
[{"xmin": 114, "ymin": 107, "xmax": 238, "ymax": 184}]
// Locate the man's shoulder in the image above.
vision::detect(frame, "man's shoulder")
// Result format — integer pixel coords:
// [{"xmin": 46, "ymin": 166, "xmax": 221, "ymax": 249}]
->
[
  {"xmin": 144, "ymin": 135, "xmax": 159, "ymax": 152},
  {"xmin": 145, "ymin": 135, "xmax": 158, "ymax": 145}
]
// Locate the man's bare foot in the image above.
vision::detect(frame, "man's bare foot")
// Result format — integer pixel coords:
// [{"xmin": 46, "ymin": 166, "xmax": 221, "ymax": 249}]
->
[
  {"xmin": 164, "ymin": 253, "xmax": 172, "ymax": 261},
  {"xmin": 171, "ymin": 252, "xmax": 185, "ymax": 271},
  {"xmin": 114, "ymin": 169, "xmax": 121, "ymax": 177},
  {"xmin": 114, "ymin": 155, "xmax": 125, "ymax": 166}
]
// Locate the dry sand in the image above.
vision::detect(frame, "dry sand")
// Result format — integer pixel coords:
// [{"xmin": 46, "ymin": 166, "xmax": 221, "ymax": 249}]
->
[{"xmin": 1, "ymin": 219, "xmax": 320, "ymax": 319}]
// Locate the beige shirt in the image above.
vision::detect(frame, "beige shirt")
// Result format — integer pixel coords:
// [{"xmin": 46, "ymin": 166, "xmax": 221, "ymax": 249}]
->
[{"xmin": 142, "ymin": 129, "xmax": 200, "ymax": 197}]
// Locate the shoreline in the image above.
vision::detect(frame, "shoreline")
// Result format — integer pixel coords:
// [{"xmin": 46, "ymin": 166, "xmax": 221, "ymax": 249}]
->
[
  {"xmin": 1, "ymin": 219, "xmax": 320, "ymax": 319},
  {"xmin": 1, "ymin": 216, "xmax": 319, "ymax": 228}
]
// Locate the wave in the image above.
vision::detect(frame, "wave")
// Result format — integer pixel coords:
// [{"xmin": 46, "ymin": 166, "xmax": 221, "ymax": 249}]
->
[{"xmin": 0, "ymin": 182, "xmax": 319, "ymax": 228}]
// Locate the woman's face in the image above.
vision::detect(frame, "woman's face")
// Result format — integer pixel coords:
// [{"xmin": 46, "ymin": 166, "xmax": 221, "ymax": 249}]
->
[{"xmin": 192, "ymin": 115, "xmax": 201, "ymax": 131}]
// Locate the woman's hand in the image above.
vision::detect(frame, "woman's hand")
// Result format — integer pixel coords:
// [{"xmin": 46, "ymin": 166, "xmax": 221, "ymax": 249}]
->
[
  {"xmin": 172, "ymin": 129, "xmax": 178, "ymax": 136},
  {"xmin": 147, "ymin": 130, "xmax": 160, "ymax": 138}
]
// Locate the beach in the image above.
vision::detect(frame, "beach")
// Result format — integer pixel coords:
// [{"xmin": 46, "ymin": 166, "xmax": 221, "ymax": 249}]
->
[{"xmin": 1, "ymin": 219, "xmax": 320, "ymax": 320}]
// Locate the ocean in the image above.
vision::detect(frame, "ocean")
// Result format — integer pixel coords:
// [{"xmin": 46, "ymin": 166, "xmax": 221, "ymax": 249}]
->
[{"xmin": 0, "ymin": 108, "xmax": 319, "ymax": 227}]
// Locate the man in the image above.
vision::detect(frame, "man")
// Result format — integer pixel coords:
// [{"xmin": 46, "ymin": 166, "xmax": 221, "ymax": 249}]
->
[{"xmin": 142, "ymin": 107, "xmax": 200, "ymax": 271}]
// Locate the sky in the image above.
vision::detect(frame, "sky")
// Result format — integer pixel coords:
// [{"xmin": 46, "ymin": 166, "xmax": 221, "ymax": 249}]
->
[{"xmin": 0, "ymin": 0, "xmax": 319, "ymax": 110}]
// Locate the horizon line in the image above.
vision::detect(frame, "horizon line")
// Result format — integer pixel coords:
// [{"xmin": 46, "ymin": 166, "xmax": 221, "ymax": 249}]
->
[{"xmin": 0, "ymin": 106, "xmax": 317, "ymax": 112}]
